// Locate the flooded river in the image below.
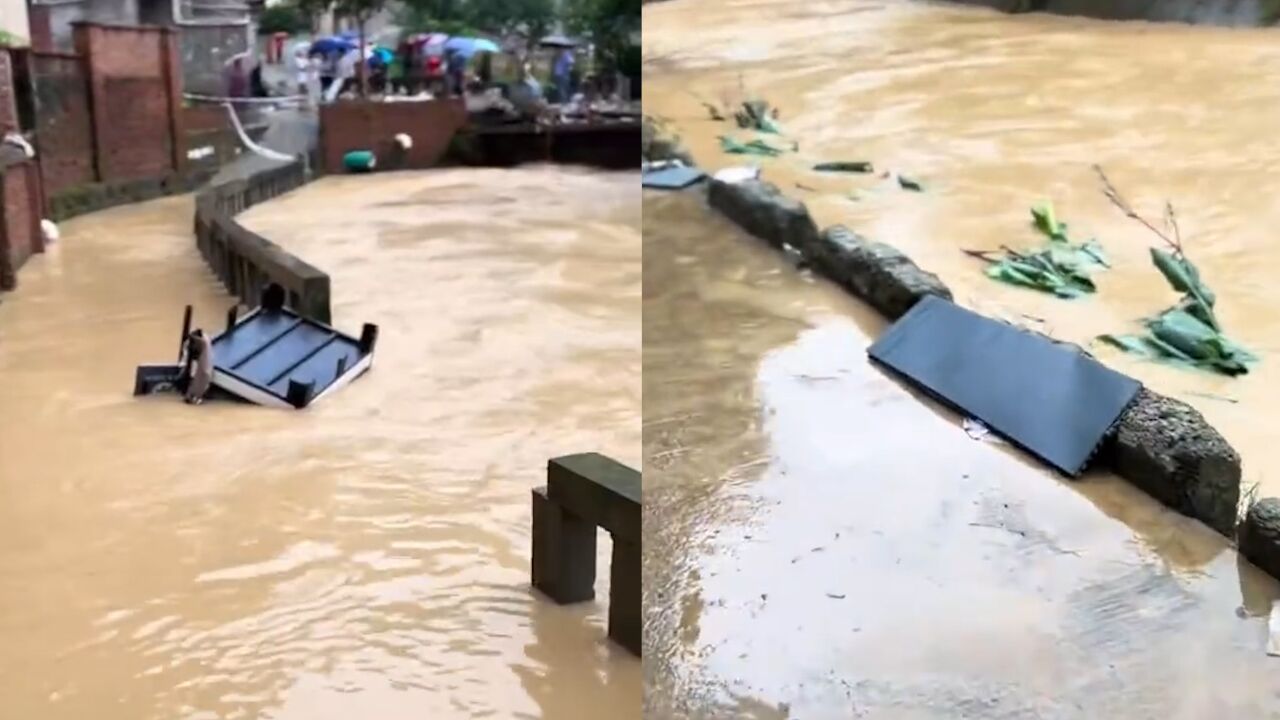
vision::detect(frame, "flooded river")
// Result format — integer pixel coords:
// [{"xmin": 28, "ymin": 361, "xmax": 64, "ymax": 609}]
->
[
  {"xmin": 645, "ymin": 1, "xmax": 1280, "ymax": 717},
  {"xmin": 0, "ymin": 167, "xmax": 640, "ymax": 719}
]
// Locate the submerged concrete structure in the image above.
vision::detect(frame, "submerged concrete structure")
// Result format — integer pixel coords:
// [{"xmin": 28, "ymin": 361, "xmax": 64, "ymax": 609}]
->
[{"xmin": 532, "ymin": 453, "xmax": 641, "ymax": 656}]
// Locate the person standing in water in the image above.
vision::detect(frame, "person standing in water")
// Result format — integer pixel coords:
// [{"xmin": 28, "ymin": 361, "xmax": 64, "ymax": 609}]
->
[{"xmin": 181, "ymin": 329, "xmax": 214, "ymax": 405}]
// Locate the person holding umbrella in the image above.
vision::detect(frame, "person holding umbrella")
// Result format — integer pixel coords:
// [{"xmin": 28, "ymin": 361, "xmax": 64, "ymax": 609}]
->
[{"xmin": 552, "ymin": 47, "xmax": 575, "ymax": 103}]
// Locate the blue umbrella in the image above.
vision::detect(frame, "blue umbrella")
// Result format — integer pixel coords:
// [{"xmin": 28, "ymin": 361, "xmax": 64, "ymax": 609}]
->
[
  {"xmin": 443, "ymin": 37, "xmax": 500, "ymax": 59},
  {"xmin": 310, "ymin": 36, "xmax": 355, "ymax": 56}
]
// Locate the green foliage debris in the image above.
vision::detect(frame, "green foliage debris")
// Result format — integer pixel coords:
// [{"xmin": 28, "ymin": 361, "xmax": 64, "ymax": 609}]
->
[
  {"xmin": 965, "ymin": 201, "xmax": 1109, "ymax": 298},
  {"xmin": 1092, "ymin": 166, "xmax": 1255, "ymax": 376}
]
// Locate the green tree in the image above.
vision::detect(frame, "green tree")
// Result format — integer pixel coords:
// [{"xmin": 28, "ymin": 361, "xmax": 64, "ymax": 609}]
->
[
  {"xmin": 257, "ymin": 3, "xmax": 310, "ymax": 34},
  {"xmin": 464, "ymin": 0, "xmax": 555, "ymax": 44},
  {"xmin": 334, "ymin": 0, "xmax": 387, "ymax": 96},
  {"xmin": 398, "ymin": 0, "xmax": 554, "ymax": 46},
  {"xmin": 395, "ymin": 0, "xmax": 477, "ymax": 36},
  {"xmin": 563, "ymin": 0, "xmax": 640, "ymax": 75}
]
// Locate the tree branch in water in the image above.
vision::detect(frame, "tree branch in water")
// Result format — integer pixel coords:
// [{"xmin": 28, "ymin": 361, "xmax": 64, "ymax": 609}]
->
[{"xmin": 1093, "ymin": 164, "xmax": 1183, "ymax": 255}]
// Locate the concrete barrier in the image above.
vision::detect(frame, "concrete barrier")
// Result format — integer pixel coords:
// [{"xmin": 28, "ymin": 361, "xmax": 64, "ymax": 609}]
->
[
  {"xmin": 812, "ymin": 225, "xmax": 954, "ymax": 320},
  {"xmin": 531, "ymin": 453, "xmax": 641, "ymax": 656},
  {"xmin": 192, "ymin": 161, "xmax": 331, "ymax": 323},
  {"xmin": 463, "ymin": 122, "xmax": 641, "ymax": 170},
  {"xmin": 708, "ymin": 179, "xmax": 952, "ymax": 320},
  {"xmin": 1112, "ymin": 388, "xmax": 1241, "ymax": 535},
  {"xmin": 707, "ymin": 178, "xmax": 821, "ymax": 253},
  {"xmin": 642, "ymin": 116, "xmax": 694, "ymax": 166},
  {"xmin": 702, "ymin": 174, "xmax": 1244, "ymax": 539},
  {"xmin": 1240, "ymin": 498, "xmax": 1280, "ymax": 578}
]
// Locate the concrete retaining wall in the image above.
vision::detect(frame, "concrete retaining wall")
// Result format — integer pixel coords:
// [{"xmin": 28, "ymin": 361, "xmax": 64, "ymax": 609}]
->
[
  {"xmin": 701, "ymin": 176, "xmax": 1243, "ymax": 538},
  {"xmin": 946, "ymin": 0, "xmax": 1273, "ymax": 26},
  {"xmin": 462, "ymin": 123, "xmax": 641, "ymax": 170},
  {"xmin": 193, "ymin": 161, "xmax": 331, "ymax": 323}
]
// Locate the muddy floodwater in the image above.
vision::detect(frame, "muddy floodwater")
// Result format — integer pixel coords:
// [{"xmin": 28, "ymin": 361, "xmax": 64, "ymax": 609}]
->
[
  {"xmin": 645, "ymin": 0, "xmax": 1280, "ymax": 716},
  {"xmin": 0, "ymin": 167, "xmax": 640, "ymax": 719}
]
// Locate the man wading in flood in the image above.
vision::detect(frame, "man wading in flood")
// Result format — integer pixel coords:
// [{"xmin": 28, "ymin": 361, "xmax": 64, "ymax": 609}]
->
[{"xmin": 180, "ymin": 329, "xmax": 214, "ymax": 405}]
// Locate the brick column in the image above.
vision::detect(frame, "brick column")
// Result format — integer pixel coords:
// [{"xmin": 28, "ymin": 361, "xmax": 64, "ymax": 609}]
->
[
  {"xmin": 160, "ymin": 27, "xmax": 185, "ymax": 177},
  {"xmin": 71, "ymin": 23, "xmax": 104, "ymax": 183}
]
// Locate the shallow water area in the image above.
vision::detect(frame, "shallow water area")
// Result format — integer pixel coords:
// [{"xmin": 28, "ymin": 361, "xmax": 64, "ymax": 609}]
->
[
  {"xmin": 645, "ymin": 0, "xmax": 1280, "ymax": 496},
  {"xmin": 0, "ymin": 166, "xmax": 640, "ymax": 719},
  {"xmin": 644, "ymin": 183, "xmax": 1280, "ymax": 718}
]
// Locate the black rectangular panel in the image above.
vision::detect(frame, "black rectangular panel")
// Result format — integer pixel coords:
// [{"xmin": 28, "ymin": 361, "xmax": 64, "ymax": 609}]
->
[
  {"xmin": 867, "ymin": 296, "xmax": 1141, "ymax": 476},
  {"xmin": 642, "ymin": 166, "xmax": 706, "ymax": 190}
]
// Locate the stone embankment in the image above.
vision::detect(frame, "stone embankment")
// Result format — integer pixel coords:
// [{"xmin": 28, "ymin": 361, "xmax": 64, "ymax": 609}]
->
[{"xmin": 644, "ymin": 125, "xmax": 1244, "ymax": 542}]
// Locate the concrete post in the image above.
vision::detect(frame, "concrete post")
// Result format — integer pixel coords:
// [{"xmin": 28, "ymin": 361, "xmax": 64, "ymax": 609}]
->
[
  {"xmin": 530, "ymin": 453, "xmax": 642, "ymax": 656},
  {"xmin": 531, "ymin": 486, "xmax": 598, "ymax": 603},
  {"xmin": 608, "ymin": 537, "xmax": 641, "ymax": 655}
]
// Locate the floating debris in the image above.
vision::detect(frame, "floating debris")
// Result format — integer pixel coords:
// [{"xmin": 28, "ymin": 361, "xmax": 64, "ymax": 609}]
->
[
  {"xmin": 1093, "ymin": 166, "xmax": 1255, "ymax": 377},
  {"xmin": 719, "ymin": 135, "xmax": 786, "ymax": 157},
  {"xmin": 735, "ymin": 99, "xmax": 783, "ymax": 134},
  {"xmin": 964, "ymin": 202, "xmax": 1108, "ymax": 298},
  {"xmin": 814, "ymin": 161, "xmax": 874, "ymax": 174},
  {"xmin": 898, "ymin": 175, "xmax": 925, "ymax": 192}
]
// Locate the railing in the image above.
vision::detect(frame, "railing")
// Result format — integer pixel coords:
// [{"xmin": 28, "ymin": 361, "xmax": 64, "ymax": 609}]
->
[
  {"xmin": 193, "ymin": 160, "xmax": 331, "ymax": 323},
  {"xmin": 531, "ymin": 453, "xmax": 642, "ymax": 656}
]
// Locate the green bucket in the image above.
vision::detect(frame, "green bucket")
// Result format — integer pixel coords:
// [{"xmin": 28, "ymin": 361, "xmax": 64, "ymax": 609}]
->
[{"xmin": 343, "ymin": 150, "xmax": 377, "ymax": 173}]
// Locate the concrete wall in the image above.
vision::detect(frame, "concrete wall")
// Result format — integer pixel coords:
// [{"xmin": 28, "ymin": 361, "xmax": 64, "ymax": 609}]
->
[
  {"xmin": 948, "ymin": 0, "xmax": 1270, "ymax": 25},
  {"xmin": 465, "ymin": 124, "xmax": 641, "ymax": 170},
  {"xmin": 194, "ymin": 160, "xmax": 331, "ymax": 323}
]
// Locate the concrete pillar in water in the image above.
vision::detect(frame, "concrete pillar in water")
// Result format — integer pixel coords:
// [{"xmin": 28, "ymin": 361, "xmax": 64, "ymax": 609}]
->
[
  {"xmin": 531, "ymin": 486, "xmax": 598, "ymax": 602},
  {"xmin": 530, "ymin": 453, "xmax": 642, "ymax": 655},
  {"xmin": 609, "ymin": 537, "xmax": 641, "ymax": 655}
]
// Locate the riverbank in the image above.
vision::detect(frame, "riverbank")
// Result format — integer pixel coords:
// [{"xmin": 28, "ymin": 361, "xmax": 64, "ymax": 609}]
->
[
  {"xmin": 0, "ymin": 167, "xmax": 641, "ymax": 719},
  {"xmin": 645, "ymin": 0, "xmax": 1280, "ymax": 714},
  {"xmin": 946, "ymin": 0, "xmax": 1280, "ymax": 26}
]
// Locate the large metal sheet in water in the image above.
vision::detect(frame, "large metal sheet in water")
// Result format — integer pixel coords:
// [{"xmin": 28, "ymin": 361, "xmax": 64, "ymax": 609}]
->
[
  {"xmin": 642, "ymin": 166, "xmax": 706, "ymax": 190},
  {"xmin": 867, "ymin": 296, "xmax": 1141, "ymax": 476}
]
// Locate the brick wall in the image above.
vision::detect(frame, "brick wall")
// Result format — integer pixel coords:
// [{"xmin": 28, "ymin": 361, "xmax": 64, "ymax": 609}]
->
[
  {"xmin": 318, "ymin": 99, "xmax": 468, "ymax": 173},
  {"xmin": 30, "ymin": 52, "xmax": 95, "ymax": 196},
  {"xmin": 0, "ymin": 161, "xmax": 42, "ymax": 289},
  {"xmin": 75, "ymin": 23, "xmax": 182, "ymax": 183},
  {"xmin": 27, "ymin": 5, "xmax": 54, "ymax": 53}
]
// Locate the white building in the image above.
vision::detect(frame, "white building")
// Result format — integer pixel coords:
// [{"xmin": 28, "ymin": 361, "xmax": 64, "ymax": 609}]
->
[{"xmin": 0, "ymin": 0, "xmax": 30, "ymax": 45}]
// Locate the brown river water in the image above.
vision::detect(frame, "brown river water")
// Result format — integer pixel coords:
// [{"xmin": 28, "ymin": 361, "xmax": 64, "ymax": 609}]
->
[
  {"xmin": 645, "ymin": 0, "xmax": 1280, "ymax": 717},
  {"xmin": 0, "ymin": 167, "xmax": 640, "ymax": 719}
]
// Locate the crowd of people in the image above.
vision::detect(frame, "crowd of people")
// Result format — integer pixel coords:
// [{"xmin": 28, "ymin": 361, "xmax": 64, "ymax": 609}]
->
[{"xmin": 223, "ymin": 31, "xmax": 629, "ymax": 127}]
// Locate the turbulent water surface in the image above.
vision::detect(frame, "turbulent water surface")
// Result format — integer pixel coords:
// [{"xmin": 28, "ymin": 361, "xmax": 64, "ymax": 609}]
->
[
  {"xmin": 0, "ymin": 167, "xmax": 640, "ymax": 719},
  {"xmin": 645, "ymin": 1, "xmax": 1280, "ymax": 717}
]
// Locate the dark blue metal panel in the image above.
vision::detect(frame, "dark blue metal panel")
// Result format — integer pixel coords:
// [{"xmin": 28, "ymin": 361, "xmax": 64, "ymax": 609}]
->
[
  {"xmin": 867, "ymin": 296, "xmax": 1142, "ymax": 476},
  {"xmin": 208, "ymin": 308, "xmax": 369, "ymax": 406},
  {"xmin": 642, "ymin": 166, "xmax": 706, "ymax": 190}
]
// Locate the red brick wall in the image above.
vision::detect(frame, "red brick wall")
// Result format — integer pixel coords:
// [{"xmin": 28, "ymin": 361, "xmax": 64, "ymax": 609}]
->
[
  {"xmin": 75, "ymin": 23, "xmax": 179, "ymax": 183},
  {"xmin": 28, "ymin": 6, "xmax": 54, "ymax": 53},
  {"xmin": 319, "ymin": 99, "xmax": 467, "ymax": 173},
  {"xmin": 0, "ymin": 161, "xmax": 43, "ymax": 291},
  {"xmin": 30, "ymin": 52, "xmax": 95, "ymax": 196}
]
